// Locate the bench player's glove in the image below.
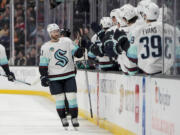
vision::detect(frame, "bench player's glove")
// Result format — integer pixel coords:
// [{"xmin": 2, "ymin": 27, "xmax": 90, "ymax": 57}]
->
[
  {"xmin": 90, "ymin": 43, "xmax": 104, "ymax": 57},
  {"xmin": 103, "ymin": 39, "xmax": 118, "ymax": 57},
  {"xmin": 114, "ymin": 29, "xmax": 130, "ymax": 52},
  {"xmin": 40, "ymin": 76, "xmax": 50, "ymax": 87},
  {"xmin": 81, "ymin": 36, "xmax": 92, "ymax": 50}
]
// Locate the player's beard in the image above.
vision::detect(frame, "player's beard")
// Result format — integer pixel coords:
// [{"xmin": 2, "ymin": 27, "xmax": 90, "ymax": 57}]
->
[{"xmin": 51, "ymin": 35, "xmax": 59, "ymax": 41}]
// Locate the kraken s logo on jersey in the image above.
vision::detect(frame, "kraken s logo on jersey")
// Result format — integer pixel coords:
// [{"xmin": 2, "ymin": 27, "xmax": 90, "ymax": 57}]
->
[{"xmin": 54, "ymin": 49, "xmax": 68, "ymax": 67}]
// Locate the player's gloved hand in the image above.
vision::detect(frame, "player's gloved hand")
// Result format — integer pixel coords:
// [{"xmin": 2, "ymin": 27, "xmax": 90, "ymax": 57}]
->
[
  {"xmin": 80, "ymin": 37, "xmax": 87, "ymax": 48},
  {"xmin": 115, "ymin": 43, "xmax": 123, "ymax": 54},
  {"xmin": 74, "ymin": 47, "xmax": 84, "ymax": 58},
  {"xmin": 81, "ymin": 36, "xmax": 92, "ymax": 50},
  {"xmin": 97, "ymin": 29, "xmax": 105, "ymax": 42},
  {"xmin": 103, "ymin": 40, "xmax": 117, "ymax": 57},
  {"xmin": 114, "ymin": 29, "xmax": 126, "ymax": 41},
  {"xmin": 91, "ymin": 22, "xmax": 102, "ymax": 33},
  {"xmin": 114, "ymin": 29, "xmax": 130, "ymax": 52},
  {"xmin": 90, "ymin": 44, "xmax": 104, "ymax": 57},
  {"xmin": 7, "ymin": 72, "xmax": 15, "ymax": 82},
  {"xmin": 40, "ymin": 76, "xmax": 50, "ymax": 87}
]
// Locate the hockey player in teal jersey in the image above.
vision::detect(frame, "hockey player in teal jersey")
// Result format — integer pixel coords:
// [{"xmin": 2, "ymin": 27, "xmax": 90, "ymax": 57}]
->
[{"xmin": 39, "ymin": 23, "xmax": 84, "ymax": 128}]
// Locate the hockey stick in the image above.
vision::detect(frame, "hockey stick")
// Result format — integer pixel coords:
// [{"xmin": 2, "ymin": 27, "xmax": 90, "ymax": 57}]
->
[
  {"xmin": 0, "ymin": 74, "xmax": 31, "ymax": 85},
  {"xmin": 77, "ymin": 37, "xmax": 93, "ymax": 118},
  {"xmin": 83, "ymin": 55, "xmax": 93, "ymax": 118}
]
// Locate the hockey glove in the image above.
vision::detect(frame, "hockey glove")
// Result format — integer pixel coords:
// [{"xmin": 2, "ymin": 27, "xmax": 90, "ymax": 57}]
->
[
  {"xmin": 103, "ymin": 30, "xmax": 114, "ymax": 42},
  {"xmin": 97, "ymin": 29, "xmax": 105, "ymax": 42},
  {"xmin": 81, "ymin": 36, "xmax": 92, "ymax": 50},
  {"xmin": 90, "ymin": 44, "xmax": 104, "ymax": 57},
  {"xmin": 114, "ymin": 29, "xmax": 130, "ymax": 52},
  {"xmin": 91, "ymin": 22, "xmax": 102, "ymax": 33},
  {"xmin": 114, "ymin": 29, "xmax": 126, "ymax": 41},
  {"xmin": 119, "ymin": 37, "xmax": 130, "ymax": 52},
  {"xmin": 112, "ymin": 43, "xmax": 122, "ymax": 54},
  {"xmin": 103, "ymin": 40, "xmax": 118, "ymax": 57},
  {"xmin": 74, "ymin": 47, "xmax": 84, "ymax": 58},
  {"xmin": 40, "ymin": 76, "xmax": 50, "ymax": 87},
  {"xmin": 7, "ymin": 72, "xmax": 15, "ymax": 82}
]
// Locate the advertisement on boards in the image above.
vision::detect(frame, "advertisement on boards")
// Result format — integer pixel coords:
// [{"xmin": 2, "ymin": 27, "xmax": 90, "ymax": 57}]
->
[
  {"xmin": 150, "ymin": 78, "xmax": 180, "ymax": 135},
  {"xmin": 99, "ymin": 73, "xmax": 143, "ymax": 134}
]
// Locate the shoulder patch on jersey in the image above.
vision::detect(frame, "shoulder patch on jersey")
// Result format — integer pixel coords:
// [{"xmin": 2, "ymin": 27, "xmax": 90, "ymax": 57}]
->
[{"xmin": 50, "ymin": 47, "xmax": 54, "ymax": 52}]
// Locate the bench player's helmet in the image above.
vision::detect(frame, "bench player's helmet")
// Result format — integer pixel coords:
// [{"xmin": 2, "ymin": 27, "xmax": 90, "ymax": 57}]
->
[{"xmin": 144, "ymin": 2, "xmax": 159, "ymax": 21}]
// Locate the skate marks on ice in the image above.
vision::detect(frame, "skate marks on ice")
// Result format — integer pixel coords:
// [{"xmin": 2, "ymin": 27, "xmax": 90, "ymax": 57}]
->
[{"xmin": 0, "ymin": 94, "xmax": 112, "ymax": 135}]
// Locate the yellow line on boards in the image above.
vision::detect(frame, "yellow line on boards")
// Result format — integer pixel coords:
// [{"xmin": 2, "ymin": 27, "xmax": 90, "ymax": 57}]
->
[
  {"xmin": 79, "ymin": 109, "xmax": 136, "ymax": 135},
  {"xmin": 0, "ymin": 89, "xmax": 55, "ymax": 102}
]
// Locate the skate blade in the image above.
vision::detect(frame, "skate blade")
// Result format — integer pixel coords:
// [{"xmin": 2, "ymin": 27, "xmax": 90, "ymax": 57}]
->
[
  {"xmin": 73, "ymin": 127, "xmax": 78, "ymax": 131},
  {"xmin": 64, "ymin": 127, "xmax": 68, "ymax": 131}
]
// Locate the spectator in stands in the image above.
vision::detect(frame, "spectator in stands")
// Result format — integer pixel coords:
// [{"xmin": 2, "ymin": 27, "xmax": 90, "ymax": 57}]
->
[
  {"xmin": 15, "ymin": 16, "xmax": 25, "ymax": 31},
  {"xmin": 0, "ymin": 4, "xmax": 9, "ymax": 26},
  {"xmin": 26, "ymin": 47, "xmax": 36, "ymax": 66},
  {"xmin": 0, "ymin": 23, "xmax": 9, "ymax": 50},
  {"xmin": 27, "ymin": 6, "xmax": 36, "ymax": 43},
  {"xmin": 15, "ymin": 51, "xmax": 27, "ymax": 66},
  {"xmin": 0, "ymin": 23, "xmax": 9, "ymax": 38}
]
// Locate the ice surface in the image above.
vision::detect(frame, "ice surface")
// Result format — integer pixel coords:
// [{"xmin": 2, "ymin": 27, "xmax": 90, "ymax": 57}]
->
[{"xmin": 0, "ymin": 94, "xmax": 112, "ymax": 135}]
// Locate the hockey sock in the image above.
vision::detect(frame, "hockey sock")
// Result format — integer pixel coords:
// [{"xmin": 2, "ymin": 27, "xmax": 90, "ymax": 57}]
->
[
  {"xmin": 64, "ymin": 95, "xmax": 69, "ymax": 114},
  {"xmin": 54, "ymin": 94, "xmax": 66, "ymax": 119},
  {"xmin": 66, "ymin": 92, "xmax": 78, "ymax": 118}
]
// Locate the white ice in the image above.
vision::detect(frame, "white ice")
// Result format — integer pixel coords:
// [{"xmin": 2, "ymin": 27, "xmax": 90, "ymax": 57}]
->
[{"xmin": 0, "ymin": 94, "xmax": 112, "ymax": 135}]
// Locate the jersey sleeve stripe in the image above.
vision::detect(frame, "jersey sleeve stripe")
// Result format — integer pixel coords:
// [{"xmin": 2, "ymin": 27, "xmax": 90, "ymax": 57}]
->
[
  {"xmin": 88, "ymin": 51, "xmax": 96, "ymax": 58},
  {"xmin": 39, "ymin": 63, "xmax": 49, "ymax": 66},
  {"xmin": 127, "ymin": 57, "xmax": 138, "ymax": 64},
  {"xmin": 125, "ymin": 66, "xmax": 138, "ymax": 72},
  {"xmin": 98, "ymin": 61, "xmax": 113, "ymax": 65},
  {"xmin": 99, "ymin": 64, "xmax": 113, "ymax": 69},
  {"xmin": 39, "ymin": 57, "xmax": 49, "ymax": 66},
  {"xmin": 1, "ymin": 64, "xmax": 8, "ymax": 67},
  {"xmin": 0, "ymin": 58, "xmax": 8, "ymax": 65},
  {"xmin": 71, "ymin": 44, "xmax": 79, "ymax": 56},
  {"xmin": 39, "ymin": 66, "xmax": 48, "ymax": 68}
]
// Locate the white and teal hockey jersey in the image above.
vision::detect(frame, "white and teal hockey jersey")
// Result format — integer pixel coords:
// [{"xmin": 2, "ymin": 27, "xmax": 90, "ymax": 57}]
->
[
  {"xmin": 126, "ymin": 21, "xmax": 175, "ymax": 74},
  {"xmin": 39, "ymin": 37, "xmax": 79, "ymax": 81}
]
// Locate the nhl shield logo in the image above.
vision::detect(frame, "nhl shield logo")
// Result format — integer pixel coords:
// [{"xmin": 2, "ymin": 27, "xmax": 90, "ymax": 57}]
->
[{"xmin": 50, "ymin": 47, "xmax": 54, "ymax": 52}]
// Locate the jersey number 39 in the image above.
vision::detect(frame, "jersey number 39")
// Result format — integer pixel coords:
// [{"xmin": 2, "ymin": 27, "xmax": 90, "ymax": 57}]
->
[
  {"xmin": 140, "ymin": 35, "xmax": 162, "ymax": 59},
  {"xmin": 140, "ymin": 35, "xmax": 172, "ymax": 59}
]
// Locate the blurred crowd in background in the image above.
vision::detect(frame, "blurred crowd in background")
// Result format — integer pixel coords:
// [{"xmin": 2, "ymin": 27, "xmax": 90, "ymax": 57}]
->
[{"xmin": 0, "ymin": 0, "xmax": 40, "ymax": 65}]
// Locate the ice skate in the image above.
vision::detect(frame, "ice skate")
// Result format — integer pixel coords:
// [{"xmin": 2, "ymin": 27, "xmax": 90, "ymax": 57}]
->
[
  {"xmin": 71, "ymin": 118, "xmax": 79, "ymax": 128},
  {"xmin": 61, "ymin": 117, "xmax": 69, "ymax": 130}
]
